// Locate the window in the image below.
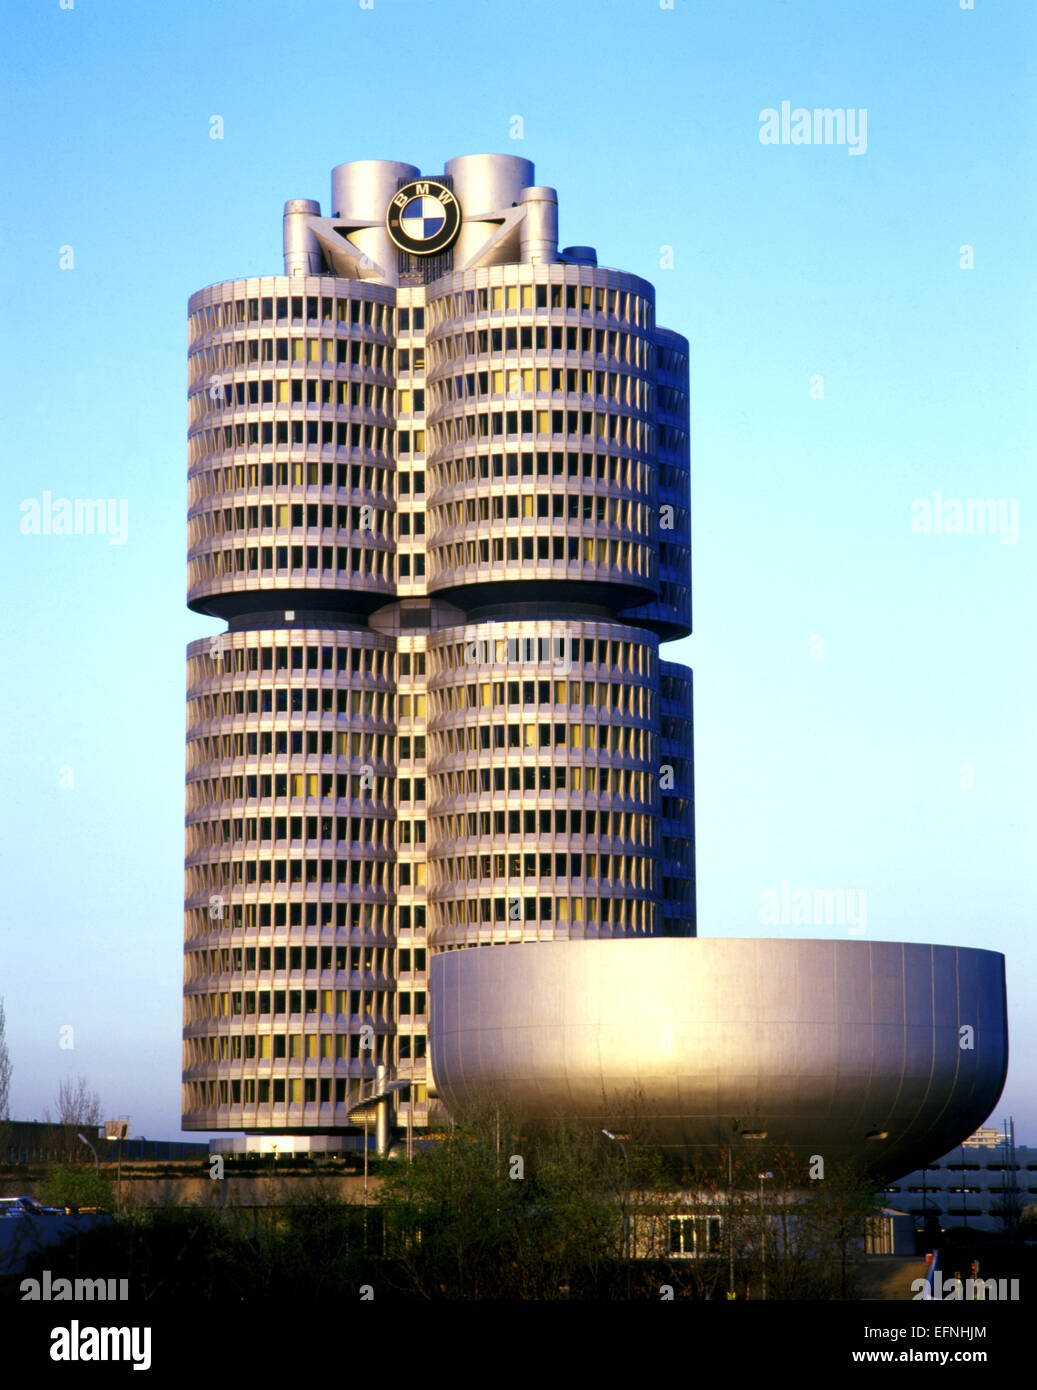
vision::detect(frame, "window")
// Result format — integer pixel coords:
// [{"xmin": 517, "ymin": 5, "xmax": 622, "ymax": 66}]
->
[{"xmin": 668, "ymin": 1215, "xmax": 723, "ymax": 1257}]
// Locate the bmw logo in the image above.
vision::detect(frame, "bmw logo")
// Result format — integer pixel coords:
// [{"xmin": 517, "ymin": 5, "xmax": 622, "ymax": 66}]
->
[{"xmin": 386, "ymin": 179, "xmax": 462, "ymax": 255}]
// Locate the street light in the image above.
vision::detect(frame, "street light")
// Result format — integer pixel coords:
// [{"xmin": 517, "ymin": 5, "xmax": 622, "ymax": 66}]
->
[
  {"xmin": 105, "ymin": 1120, "xmax": 129, "ymax": 1212},
  {"xmin": 602, "ymin": 1129, "xmax": 632, "ymax": 1290},
  {"xmin": 758, "ymin": 1172, "xmax": 773, "ymax": 1301},
  {"xmin": 77, "ymin": 1132, "xmax": 99, "ymax": 1174}
]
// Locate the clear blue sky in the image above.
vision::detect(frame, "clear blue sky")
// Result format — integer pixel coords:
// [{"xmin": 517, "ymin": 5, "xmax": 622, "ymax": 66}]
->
[{"xmin": 0, "ymin": 0, "xmax": 1033, "ymax": 1143}]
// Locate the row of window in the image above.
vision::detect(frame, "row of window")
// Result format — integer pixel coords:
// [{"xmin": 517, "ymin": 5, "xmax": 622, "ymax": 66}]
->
[
  {"xmin": 428, "ymin": 450, "xmax": 651, "ymax": 492},
  {"xmin": 427, "ymin": 722, "xmax": 651, "ymax": 762},
  {"xmin": 189, "ymin": 336, "xmax": 392, "ymax": 389},
  {"xmin": 186, "ymin": 754, "xmax": 416, "ymax": 808},
  {"xmin": 430, "ymin": 806, "xmax": 654, "ymax": 847},
  {"xmin": 432, "ymin": 851, "xmax": 653, "ymax": 888},
  {"xmin": 189, "ymin": 642, "xmax": 392, "ymax": 678},
  {"xmin": 427, "ymin": 323, "xmax": 650, "ymax": 372},
  {"xmin": 189, "ymin": 691, "xmax": 391, "ymax": 723},
  {"xmin": 431, "ymin": 368, "xmax": 650, "ymax": 413},
  {"xmin": 189, "ymin": 943, "xmax": 413, "ymax": 978},
  {"xmin": 191, "ymin": 544, "xmax": 393, "ymax": 584},
  {"xmin": 430, "ymin": 679, "xmax": 651, "ymax": 717},
  {"xmin": 190, "ymin": 294, "xmax": 394, "ymax": 337},
  {"xmin": 429, "ymin": 282, "xmax": 651, "ymax": 325},
  {"xmin": 430, "ymin": 634, "xmax": 653, "ymax": 676},
  {"xmin": 432, "ymin": 492, "xmax": 649, "ymax": 533},
  {"xmin": 186, "ymin": 857, "xmax": 396, "ymax": 895},
  {"xmin": 188, "ymin": 784, "xmax": 664, "ymax": 856},
  {"xmin": 185, "ymin": 900, "xmax": 402, "ymax": 935},
  {"xmin": 431, "ymin": 895, "xmax": 654, "ymax": 930},
  {"xmin": 187, "ymin": 815, "xmax": 393, "ymax": 855},
  {"xmin": 189, "ymin": 460, "xmax": 392, "ymax": 503},
  {"xmin": 189, "ymin": 732, "xmax": 392, "ymax": 770},
  {"xmin": 184, "ymin": 1035, "xmax": 427, "ymax": 1068},
  {"xmin": 186, "ymin": 748, "xmax": 392, "ymax": 786},
  {"xmin": 183, "ymin": 1077, "xmax": 428, "ymax": 1109},
  {"xmin": 428, "ymin": 410, "xmax": 653, "ymax": 455},
  {"xmin": 185, "ymin": 989, "xmax": 421, "ymax": 1024},
  {"xmin": 431, "ymin": 535, "xmax": 652, "ymax": 577},
  {"xmin": 191, "ymin": 375, "xmax": 396, "ymax": 425},
  {"xmin": 194, "ymin": 501, "xmax": 392, "ymax": 540},
  {"xmin": 191, "ymin": 421, "xmax": 394, "ymax": 464},
  {"xmin": 657, "ymin": 343, "xmax": 688, "ymax": 376}
]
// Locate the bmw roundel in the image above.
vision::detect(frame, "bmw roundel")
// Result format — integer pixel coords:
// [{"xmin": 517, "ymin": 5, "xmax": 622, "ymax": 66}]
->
[{"xmin": 386, "ymin": 179, "xmax": 462, "ymax": 255}]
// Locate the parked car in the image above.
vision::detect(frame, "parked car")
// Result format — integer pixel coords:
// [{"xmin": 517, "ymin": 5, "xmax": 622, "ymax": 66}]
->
[
  {"xmin": 0, "ymin": 1196, "xmax": 45, "ymax": 1217},
  {"xmin": 0, "ymin": 1196, "xmax": 66, "ymax": 1217}
]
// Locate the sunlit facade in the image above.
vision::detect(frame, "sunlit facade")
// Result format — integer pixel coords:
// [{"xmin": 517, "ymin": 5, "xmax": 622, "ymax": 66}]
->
[{"xmin": 182, "ymin": 155, "xmax": 696, "ymax": 1144}]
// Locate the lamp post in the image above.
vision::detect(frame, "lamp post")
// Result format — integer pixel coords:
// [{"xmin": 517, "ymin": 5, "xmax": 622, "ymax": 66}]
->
[
  {"xmin": 104, "ymin": 1121, "xmax": 129, "ymax": 1212},
  {"xmin": 603, "ymin": 1129, "xmax": 631, "ymax": 1295},
  {"xmin": 758, "ymin": 1172, "xmax": 773, "ymax": 1301},
  {"xmin": 363, "ymin": 1115, "xmax": 369, "ymax": 1253},
  {"xmin": 77, "ymin": 1132, "xmax": 99, "ymax": 1175},
  {"xmin": 728, "ymin": 1145, "xmax": 735, "ymax": 1297}
]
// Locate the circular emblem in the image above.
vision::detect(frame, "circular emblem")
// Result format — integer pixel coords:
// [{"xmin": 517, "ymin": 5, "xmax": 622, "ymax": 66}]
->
[{"xmin": 386, "ymin": 179, "xmax": 462, "ymax": 255}]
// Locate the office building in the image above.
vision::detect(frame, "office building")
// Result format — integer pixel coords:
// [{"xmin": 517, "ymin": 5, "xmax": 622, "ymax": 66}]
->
[
  {"xmin": 183, "ymin": 155, "xmax": 694, "ymax": 1145},
  {"xmin": 183, "ymin": 155, "xmax": 1007, "ymax": 1182}
]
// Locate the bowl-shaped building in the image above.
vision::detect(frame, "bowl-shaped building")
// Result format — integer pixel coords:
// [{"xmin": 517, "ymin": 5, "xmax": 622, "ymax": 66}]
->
[{"xmin": 429, "ymin": 939, "xmax": 1008, "ymax": 1179}]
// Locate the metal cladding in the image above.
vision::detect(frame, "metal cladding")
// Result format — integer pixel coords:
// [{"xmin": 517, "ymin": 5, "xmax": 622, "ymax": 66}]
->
[
  {"xmin": 428, "ymin": 940, "xmax": 1009, "ymax": 1178},
  {"xmin": 182, "ymin": 155, "xmax": 696, "ymax": 1138}
]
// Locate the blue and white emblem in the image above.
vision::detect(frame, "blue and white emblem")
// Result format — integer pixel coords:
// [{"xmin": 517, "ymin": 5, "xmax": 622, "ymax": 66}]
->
[{"xmin": 387, "ymin": 179, "xmax": 462, "ymax": 255}]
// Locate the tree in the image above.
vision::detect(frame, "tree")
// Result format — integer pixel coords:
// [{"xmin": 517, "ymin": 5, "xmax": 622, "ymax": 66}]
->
[
  {"xmin": 38, "ymin": 1163, "xmax": 115, "ymax": 1213},
  {"xmin": 0, "ymin": 996, "xmax": 12, "ymax": 1167},
  {"xmin": 46, "ymin": 1074, "xmax": 102, "ymax": 1157},
  {"xmin": 0, "ymin": 996, "xmax": 12, "ymax": 1119}
]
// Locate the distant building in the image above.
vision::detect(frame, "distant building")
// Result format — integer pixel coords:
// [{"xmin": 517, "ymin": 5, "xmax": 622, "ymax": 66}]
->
[{"xmin": 884, "ymin": 1135, "xmax": 1035, "ymax": 1232}]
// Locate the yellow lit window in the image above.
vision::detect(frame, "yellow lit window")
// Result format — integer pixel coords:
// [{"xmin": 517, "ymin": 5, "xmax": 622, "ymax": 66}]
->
[
  {"xmin": 292, "ymin": 339, "xmax": 304, "ymax": 360},
  {"xmin": 520, "ymin": 286, "xmax": 533, "ymax": 309},
  {"xmin": 290, "ymin": 1035, "xmax": 302, "ymax": 1058},
  {"xmin": 491, "ymin": 288, "xmax": 503, "ymax": 309},
  {"xmin": 277, "ymin": 380, "xmax": 289, "ymax": 402},
  {"xmin": 259, "ymin": 1036, "xmax": 271, "ymax": 1058},
  {"xmin": 321, "ymin": 1034, "xmax": 334, "ymax": 1058},
  {"xmin": 492, "ymin": 371, "xmax": 504, "ymax": 395},
  {"xmin": 536, "ymin": 369, "xmax": 549, "ymax": 390},
  {"xmin": 289, "ymin": 1079, "xmax": 302, "ymax": 1102},
  {"xmin": 398, "ymin": 390, "xmax": 412, "ymax": 412},
  {"xmin": 306, "ymin": 1035, "xmax": 318, "ymax": 1058},
  {"xmin": 505, "ymin": 287, "xmax": 517, "ymax": 309}
]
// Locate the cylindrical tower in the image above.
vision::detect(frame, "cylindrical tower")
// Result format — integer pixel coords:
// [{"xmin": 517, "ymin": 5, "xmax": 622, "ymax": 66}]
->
[{"xmin": 183, "ymin": 154, "xmax": 694, "ymax": 1151}]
